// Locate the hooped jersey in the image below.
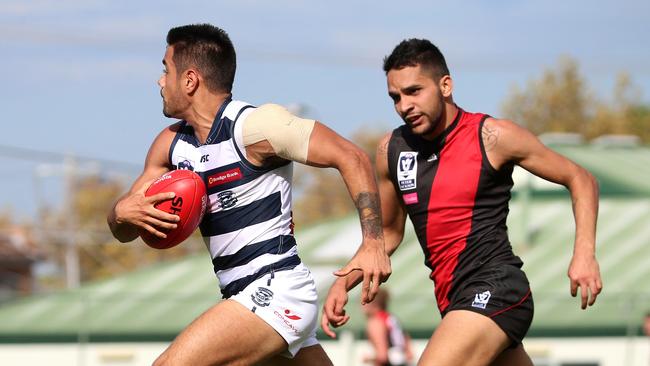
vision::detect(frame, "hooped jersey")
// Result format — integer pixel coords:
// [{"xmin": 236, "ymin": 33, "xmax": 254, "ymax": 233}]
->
[
  {"xmin": 169, "ymin": 98, "xmax": 300, "ymax": 298},
  {"xmin": 387, "ymin": 107, "xmax": 523, "ymax": 312}
]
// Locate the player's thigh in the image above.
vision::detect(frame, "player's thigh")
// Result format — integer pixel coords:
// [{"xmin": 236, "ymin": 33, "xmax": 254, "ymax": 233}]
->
[
  {"xmin": 490, "ymin": 344, "xmax": 533, "ymax": 366},
  {"xmin": 418, "ymin": 310, "xmax": 511, "ymax": 366},
  {"xmin": 154, "ymin": 299, "xmax": 287, "ymax": 366},
  {"xmin": 260, "ymin": 344, "xmax": 332, "ymax": 366}
]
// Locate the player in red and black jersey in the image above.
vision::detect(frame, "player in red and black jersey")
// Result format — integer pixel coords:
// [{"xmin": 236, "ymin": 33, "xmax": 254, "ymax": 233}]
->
[{"xmin": 322, "ymin": 39, "xmax": 603, "ymax": 366}]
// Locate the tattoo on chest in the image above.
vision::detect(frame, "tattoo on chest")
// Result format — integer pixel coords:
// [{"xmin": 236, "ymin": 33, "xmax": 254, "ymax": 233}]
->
[
  {"xmin": 355, "ymin": 192, "xmax": 383, "ymax": 240},
  {"xmin": 482, "ymin": 124, "xmax": 499, "ymax": 152}
]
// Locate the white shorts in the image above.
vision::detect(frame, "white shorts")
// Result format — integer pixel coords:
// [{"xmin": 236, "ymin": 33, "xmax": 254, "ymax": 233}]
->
[{"xmin": 230, "ymin": 263, "xmax": 320, "ymax": 358}]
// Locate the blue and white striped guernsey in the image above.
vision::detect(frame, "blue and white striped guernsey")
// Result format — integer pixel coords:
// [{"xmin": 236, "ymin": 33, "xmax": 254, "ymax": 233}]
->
[{"xmin": 169, "ymin": 98, "xmax": 300, "ymax": 298}]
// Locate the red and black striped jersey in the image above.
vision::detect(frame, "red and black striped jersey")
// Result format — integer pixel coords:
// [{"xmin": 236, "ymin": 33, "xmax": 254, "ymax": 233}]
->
[{"xmin": 387, "ymin": 107, "xmax": 523, "ymax": 312}]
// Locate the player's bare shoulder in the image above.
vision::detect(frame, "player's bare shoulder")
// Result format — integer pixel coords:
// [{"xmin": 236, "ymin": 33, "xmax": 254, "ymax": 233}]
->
[
  {"xmin": 483, "ymin": 118, "xmax": 542, "ymax": 165},
  {"xmin": 153, "ymin": 121, "xmax": 184, "ymax": 143},
  {"xmin": 375, "ymin": 132, "xmax": 393, "ymax": 174},
  {"xmin": 377, "ymin": 132, "xmax": 393, "ymax": 157},
  {"xmin": 145, "ymin": 122, "xmax": 183, "ymax": 167}
]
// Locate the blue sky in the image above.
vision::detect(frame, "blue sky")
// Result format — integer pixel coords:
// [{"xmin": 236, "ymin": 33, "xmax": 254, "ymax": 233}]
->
[{"xmin": 1, "ymin": 0, "xmax": 649, "ymax": 219}]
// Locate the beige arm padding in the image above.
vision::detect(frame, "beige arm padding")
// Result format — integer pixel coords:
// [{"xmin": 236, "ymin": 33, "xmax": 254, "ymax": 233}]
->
[{"xmin": 242, "ymin": 103, "xmax": 315, "ymax": 163}]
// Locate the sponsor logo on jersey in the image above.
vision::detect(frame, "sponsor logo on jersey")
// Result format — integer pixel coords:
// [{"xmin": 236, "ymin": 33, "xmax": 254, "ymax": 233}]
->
[
  {"xmin": 282, "ymin": 309, "xmax": 301, "ymax": 320},
  {"xmin": 471, "ymin": 290, "xmax": 491, "ymax": 309},
  {"xmin": 274, "ymin": 309, "xmax": 301, "ymax": 335},
  {"xmin": 402, "ymin": 192, "xmax": 419, "ymax": 205},
  {"xmin": 208, "ymin": 167, "xmax": 243, "ymax": 188},
  {"xmin": 216, "ymin": 190, "xmax": 237, "ymax": 209},
  {"xmin": 397, "ymin": 152, "xmax": 418, "ymax": 191},
  {"xmin": 251, "ymin": 287, "xmax": 273, "ymax": 307}
]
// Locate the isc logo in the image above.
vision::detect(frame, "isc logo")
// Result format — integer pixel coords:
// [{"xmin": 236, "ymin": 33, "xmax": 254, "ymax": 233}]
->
[{"xmin": 169, "ymin": 197, "xmax": 183, "ymax": 215}]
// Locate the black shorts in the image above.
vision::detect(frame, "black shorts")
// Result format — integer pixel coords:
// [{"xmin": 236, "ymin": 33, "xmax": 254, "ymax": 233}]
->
[{"xmin": 442, "ymin": 264, "xmax": 534, "ymax": 345}]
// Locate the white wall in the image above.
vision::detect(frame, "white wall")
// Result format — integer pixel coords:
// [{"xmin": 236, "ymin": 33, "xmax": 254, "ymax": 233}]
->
[{"xmin": 0, "ymin": 337, "xmax": 648, "ymax": 366}]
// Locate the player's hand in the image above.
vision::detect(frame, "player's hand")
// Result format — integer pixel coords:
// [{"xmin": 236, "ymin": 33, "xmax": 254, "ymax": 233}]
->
[
  {"xmin": 568, "ymin": 252, "xmax": 603, "ymax": 309},
  {"xmin": 321, "ymin": 280, "xmax": 350, "ymax": 338},
  {"xmin": 334, "ymin": 240, "xmax": 391, "ymax": 304},
  {"xmin": 114, "ymin": 180, "xmax": 180, "ymax": 239}
]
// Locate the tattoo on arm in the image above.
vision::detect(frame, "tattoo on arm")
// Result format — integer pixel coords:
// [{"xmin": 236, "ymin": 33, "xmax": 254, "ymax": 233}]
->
[
  {"xmin": 482, "ymin": 124, "xmax": 499, "ymax": 152},
  {"xmin": 355, "ymin": 192, "xmax": 384, "ymax": 240}
]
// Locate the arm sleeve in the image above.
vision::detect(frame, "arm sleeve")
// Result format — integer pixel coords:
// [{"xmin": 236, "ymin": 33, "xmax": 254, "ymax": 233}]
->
[{"xmin": 242, "ymin": 103, "xmax": 315, "ymax": 163}]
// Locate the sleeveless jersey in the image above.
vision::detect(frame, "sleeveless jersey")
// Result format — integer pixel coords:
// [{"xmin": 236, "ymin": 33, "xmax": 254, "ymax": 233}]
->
[
  {"xmin": 169, "ymin": 98, "xmax": 300, "ymax": 298},
  {"xmin": 387, "ymin": 107, "xmax": 523, "ymax": 312}
]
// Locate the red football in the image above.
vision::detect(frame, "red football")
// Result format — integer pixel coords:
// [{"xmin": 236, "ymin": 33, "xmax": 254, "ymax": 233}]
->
[{"xmin": 139, "ymin": 169, "xmax": 207, "ymax": 249}]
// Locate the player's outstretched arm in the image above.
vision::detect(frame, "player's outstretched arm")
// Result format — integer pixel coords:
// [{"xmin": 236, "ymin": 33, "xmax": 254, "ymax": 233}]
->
[
  {"xmin": 485, "ymin": 118, "xmax": 602, "ymax": 309},
  {"xmin": 107, "ymin": 125, "xmax": 180, "ymax": 242},
  {"xmin": 242, "ymin": 104, "xmax": 392, "ymax": 303},
  {"xmin": 305, "ymin": 122, "xmax": 392, "ymax": 304},
  {"xmin": 322, "ymin": 133, "xmax": 408, "ymax": 337}
]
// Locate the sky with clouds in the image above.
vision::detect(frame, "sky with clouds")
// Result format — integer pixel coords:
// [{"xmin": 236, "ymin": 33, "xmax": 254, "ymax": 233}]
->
[{"xmin": 1, "ymin": 0, "xmax": 649, "ymax": 219}]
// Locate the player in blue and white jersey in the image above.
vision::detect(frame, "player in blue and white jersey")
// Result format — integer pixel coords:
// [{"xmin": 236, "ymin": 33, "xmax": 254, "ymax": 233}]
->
[{"xmin": 107, "ymin": 23, "xmax": 391, "ymax": 365}]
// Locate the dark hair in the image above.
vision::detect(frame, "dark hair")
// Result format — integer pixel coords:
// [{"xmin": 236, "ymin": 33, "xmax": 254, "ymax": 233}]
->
[
  {"xmin": 383, "ymin": 38, "xmax": 450, "ymax": 81},
  {"xmin": 166, "ymin": 24, "xmax": 236, "ymax": 93}
]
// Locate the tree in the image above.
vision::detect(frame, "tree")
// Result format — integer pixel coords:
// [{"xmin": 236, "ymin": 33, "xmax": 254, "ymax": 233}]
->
[
  {"xmin": 501, "ymin": 57, "xmax": 650, "ymax": 142},
  {"xmin": 501, "ymin": 57, "xmax": 592, "ymax": 135},
  {"xmin": 36, "ymin": 174, "xmax": 205, "ymax": 288},
  {"xmin": 590, "ymin": 73, "xmax": 650, "ymax": 141}
]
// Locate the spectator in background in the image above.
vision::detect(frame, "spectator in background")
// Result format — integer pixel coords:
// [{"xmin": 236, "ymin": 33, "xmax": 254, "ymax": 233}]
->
[
  {"xmin": 643, "ymin": 312, "xmax": 650, "ymax": 336},
  {"xmin": 362, "ymin": 288, "xmax": 413, "ymax": 366}
]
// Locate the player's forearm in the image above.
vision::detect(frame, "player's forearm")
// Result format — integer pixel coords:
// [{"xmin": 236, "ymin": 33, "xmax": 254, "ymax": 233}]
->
[
  {"xmin": 332, "ymin": 268, "xmax": 364, "ymax": 292},
  {"xmin": 333, "ymin": 226, "xmax": 402, "ymax": 293},
  {"xmin": 383, "ymin": 224, "xmax": 404, "ymax": 256},
  {"xmin": 107, "ymin": 200, "xmax": 139, "ymax": 243},
  {"xmin": 569, "ymin": 168, "xmax": 599, "ymax": 256},
  {"xmin": 338, "ymin": 149, "xmax": 385, "ymax": 247}
]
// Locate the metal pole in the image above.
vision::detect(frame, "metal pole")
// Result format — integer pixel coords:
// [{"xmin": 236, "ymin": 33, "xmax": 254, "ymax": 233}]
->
[{"xmin": 64, "ymin": 155, "xmax": 80, "ymax": 289}]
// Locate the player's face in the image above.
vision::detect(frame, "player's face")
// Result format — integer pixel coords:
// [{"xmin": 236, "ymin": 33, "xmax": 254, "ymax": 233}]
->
[
  {"xmin": 158, "ymin": 46, "xmax": 188, "ymax": 118},
  {"xmin": 387, "ymin": 65, "xmax": 447, "ymax": 138}
]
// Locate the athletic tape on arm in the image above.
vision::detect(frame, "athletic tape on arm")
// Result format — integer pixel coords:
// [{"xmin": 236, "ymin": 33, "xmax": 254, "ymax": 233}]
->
[{"xmin": 242, "ymin": 104, "xmax": 315, "ymax": 163}]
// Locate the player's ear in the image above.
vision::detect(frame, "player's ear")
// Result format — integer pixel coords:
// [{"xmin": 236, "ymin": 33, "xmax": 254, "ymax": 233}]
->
[
  {"xmin": 184, "ymin": 69, "xmax": 199, "ymax": 94},
  {"xmin": 439, "ymin": 75, "xmax": 453, "ymax": 98}
]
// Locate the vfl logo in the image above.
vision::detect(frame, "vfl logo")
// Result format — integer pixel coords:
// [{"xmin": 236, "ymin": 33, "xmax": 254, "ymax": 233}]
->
[
  {"xmin": 216, "ymin": 191, "xmax": 237, "ymax": 209},
  {"xmin": 251, "ymin": 287, "xmax": 273, "ymax": 307},
  {"xmin": 472, "ymin": 290, "xmax": 491, "ymax": 309},
  {"xmin": 177, "ymin": 159, "xmax": 195, "ymax": 171},
  {"xmin": 397, "ymin": 151, "xmax": 418, "ymax": 191}
]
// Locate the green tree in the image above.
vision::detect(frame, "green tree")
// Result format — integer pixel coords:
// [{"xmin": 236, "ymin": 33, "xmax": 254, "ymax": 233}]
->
[
  {"xmin": 501, "ymin": 57, "xmax": 592, "ymax": 135},
  {"xmin": 590, "ymin": 73, "xmax": 650, "ymax": 141},
  {"xmin": 38, "ymin": 174, "xmax": 205, "ymax": 288},
  {"xmin": 501, "ymin": 57, "xmax": 650, "ymax": 143}
]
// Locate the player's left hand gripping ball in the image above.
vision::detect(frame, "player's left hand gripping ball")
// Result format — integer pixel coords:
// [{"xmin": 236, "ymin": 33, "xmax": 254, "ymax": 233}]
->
[{"xmin": 139, "ymin": 169, "xmax": 207, "ymax": 249}]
